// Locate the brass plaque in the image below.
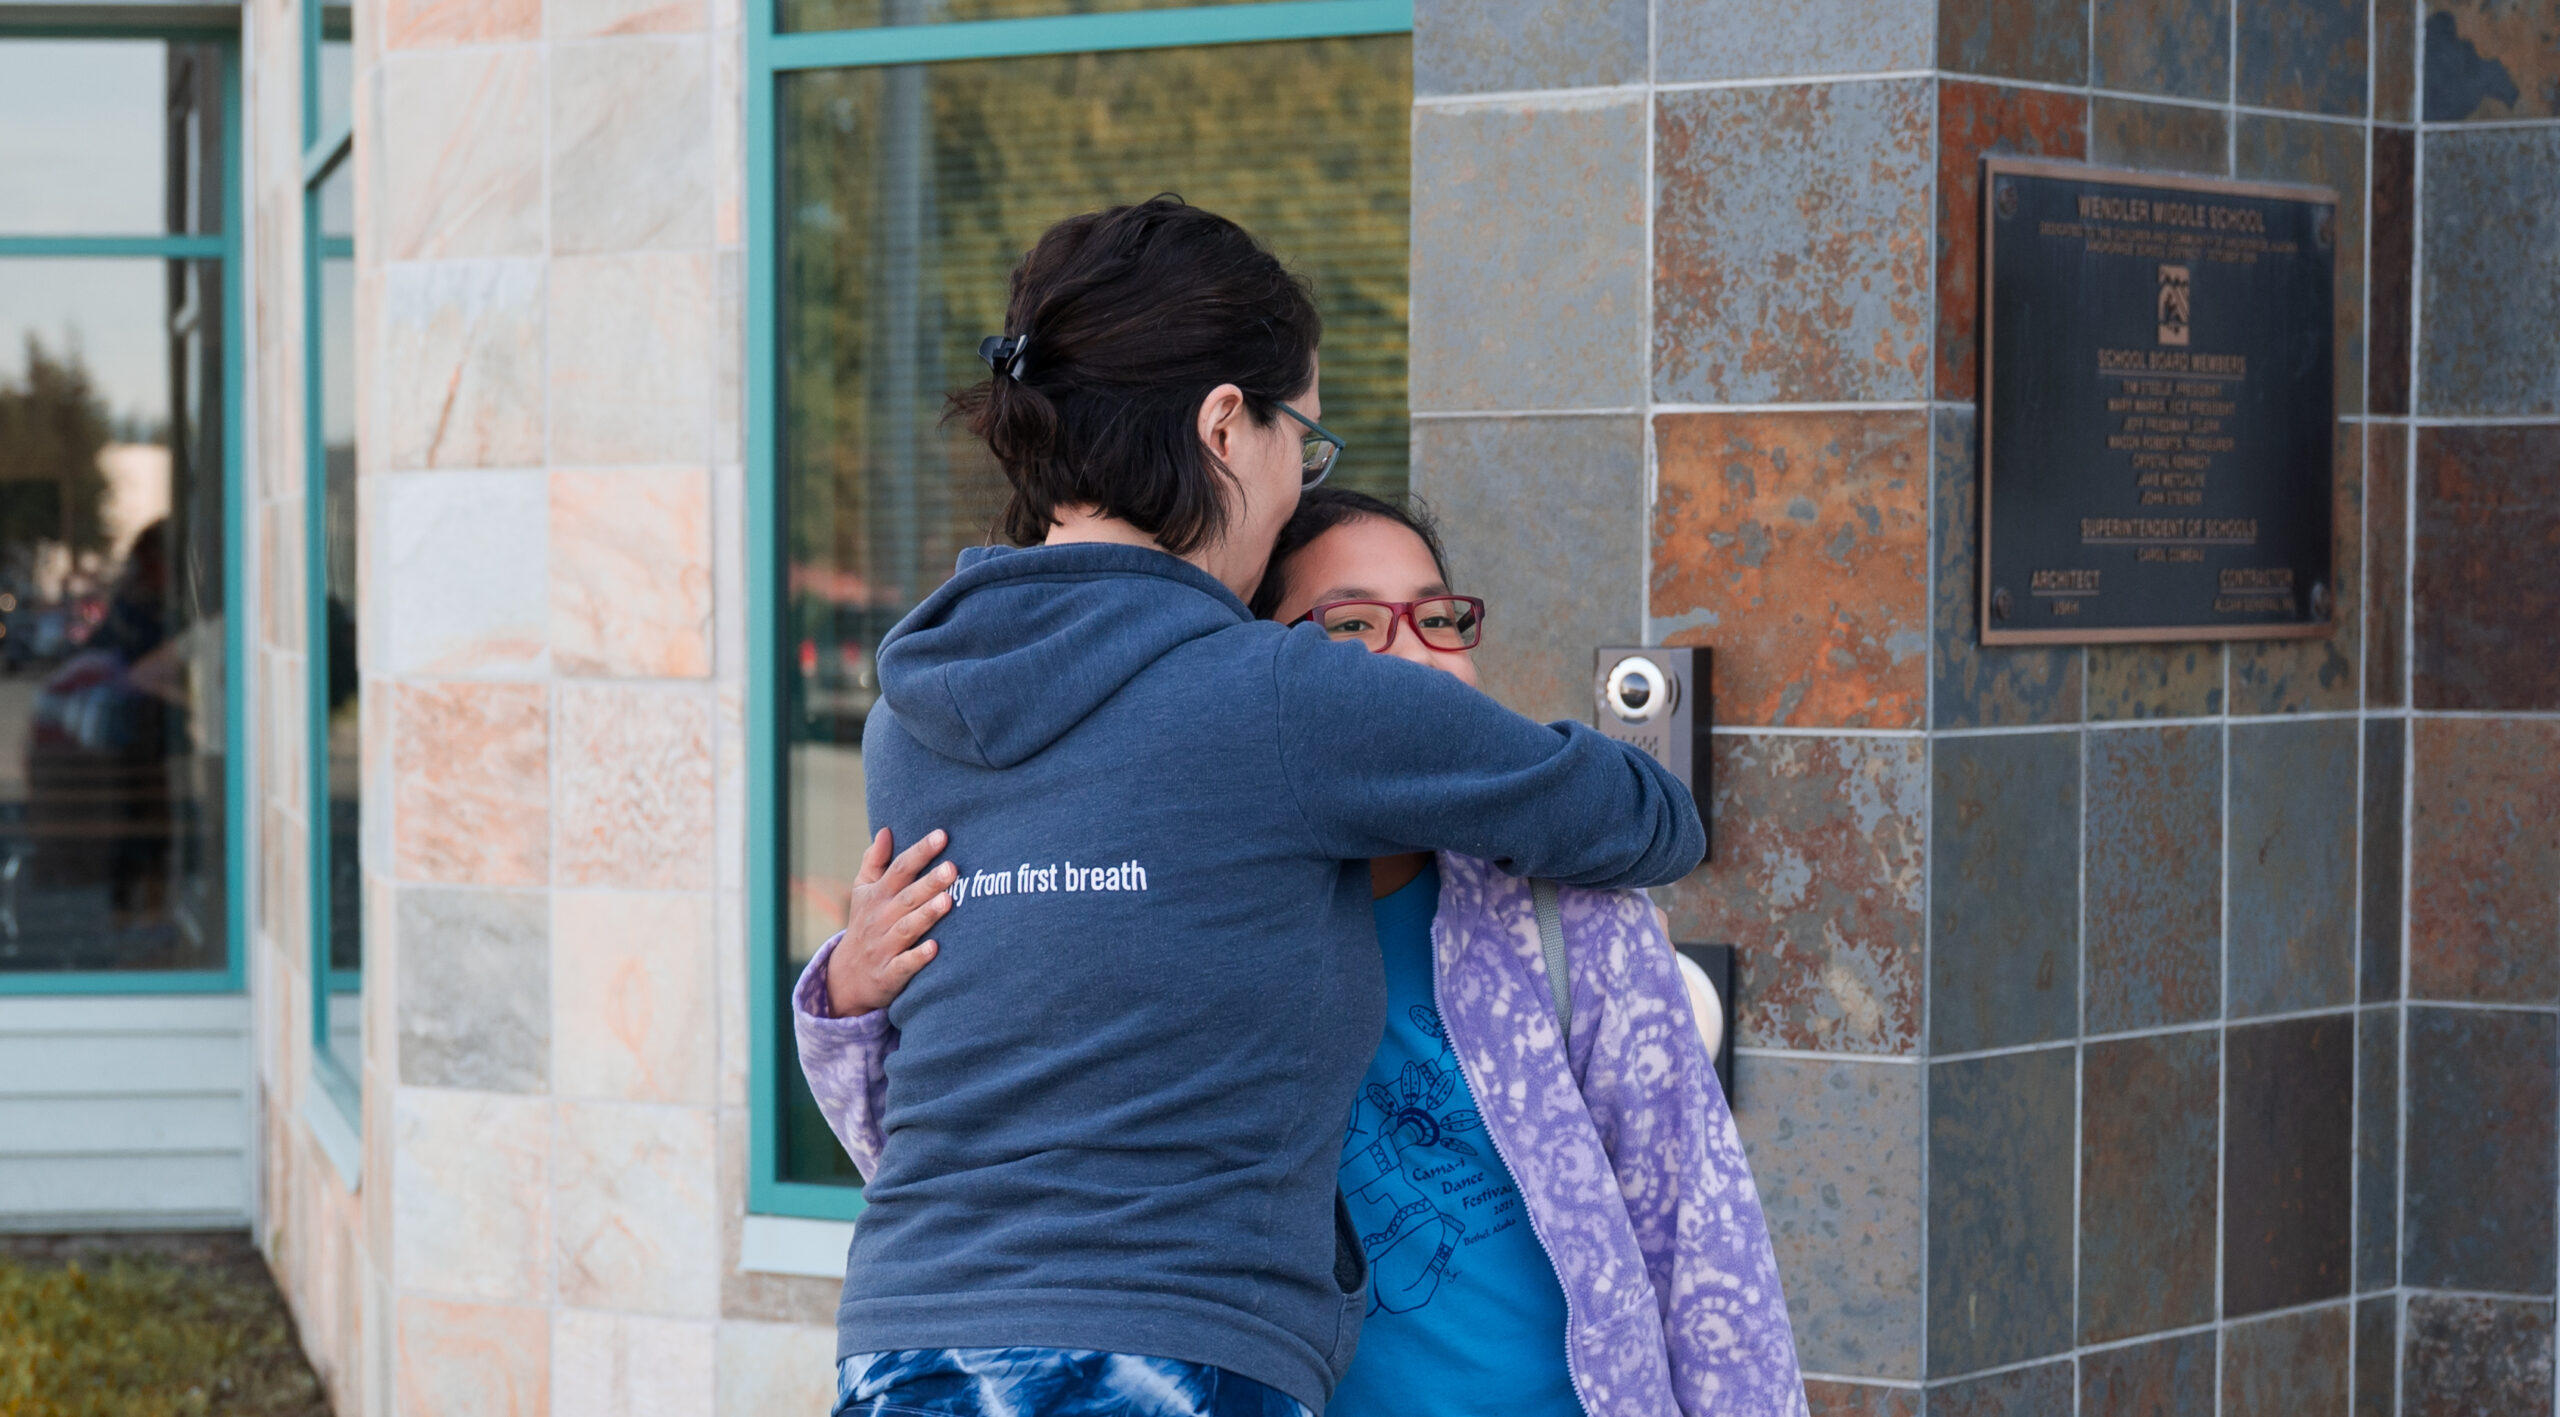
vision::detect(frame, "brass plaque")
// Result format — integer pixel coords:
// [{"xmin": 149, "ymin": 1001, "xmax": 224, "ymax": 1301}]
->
[{"xmin": 1980, "ymin": 158, "xmax": 2338, "ymax": 645}]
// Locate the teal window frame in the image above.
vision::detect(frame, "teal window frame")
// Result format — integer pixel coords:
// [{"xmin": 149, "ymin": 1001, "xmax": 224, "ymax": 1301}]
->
[
  {"xmin": 301, "ymin": 0, "xmax": 359, "ymax": 1123},
  {"xmin": 741, "ymin": 0, "xmax": 1414, "ymax": 1222},
  {"xmin": 0, "ymin": 22, "xmax": 247, "ymax": 999}
]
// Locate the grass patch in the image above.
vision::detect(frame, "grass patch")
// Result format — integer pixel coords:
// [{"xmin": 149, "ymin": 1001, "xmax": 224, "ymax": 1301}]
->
[{"xmin": 0, "ymin": 1233, "xmax": 328, "ymax": 1417}]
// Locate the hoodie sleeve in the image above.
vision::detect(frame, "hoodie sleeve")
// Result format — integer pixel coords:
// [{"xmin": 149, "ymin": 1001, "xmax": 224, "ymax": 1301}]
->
[
  {"xmin": 1562, "ymin": 888, "xmax": 1809, "ymax": 1417},
  {"xmin": 1270, "ymin": 631, "xmax": 1705, "ymax": 889},
  {"xmin": 791, "ymin": 935, "xmax": 896, "ymax": 1180}
]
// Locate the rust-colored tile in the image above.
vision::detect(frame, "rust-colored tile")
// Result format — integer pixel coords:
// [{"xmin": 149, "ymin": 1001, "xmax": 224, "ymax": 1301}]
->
[
  {"xmin": 2237, "ymin": 114, "xmax": 2367, "ymax": 416},
  {"xmin": 1940, "ymin": 0, "xmax": 2088, "ymax": 82},
  {"xmin": 2409, "ymin": 718, "xmax": 2560, "ymax": 1004},
  {"xmin": 1653, "ymin": 411, "xmax": 1930, "ymax": 729},
  {"xmin": 1654, "ymin": 81, "xmax": 1934, "ymax": 403},
  {"xmin": 2423, "ymin": 0, "xmax": 2560, "ymax": 121},
  {"xmin": 2413, "ymin": 425, "xmax": 2560, "ymax": 711},
  {"xmin": 2369, "ymin": 128, "xmax": 2416, "ymax": 416},
  {"xmin": 2404, "ymin": 1294, "xmax": 2559, "ymax": 1414},
  {"xmin": 392, "ymin": 682, "xmax": 549, "ymax": 888},
  {"xmin": 1806, "ymin": 1380, "xmax": 1920, "ymax": 1417},
  {"xmin": 1929, "ymin": 1361, "xmax": 2075, "ymax": 1415},
  {"xmin": 2087, "ymin": 641, "xmax": 2225, "ymax": 720},
  {"xmin": 2375, "ymin": 0, "xmax": 2416, "ymax": 120},
  {"xmin": 2085, "ymin": 1331, "xmax": 2218, "ymax": 1417},
  {"xmin": 2237, "ymin": 0, "xmax": 2370, "ymax": 115},
  {"xmin": 2086, "ymin": 726, "xmax": 2223, "ymax": 1032},
  {"xmin": 2090, "ymin": 96, "xmax": 2229, "ymax": 176},
  {"xmin": 1655, "ymin": 735, "xmax": 1926, "ymax": 1055},
  {"xmin": 2364, "ymin": 424, "xmax": 2409, "ymax": 707},
  {"xmin": 2094, "ymin": 0, "xmax": 2230, "ymax": 98},
  {"xmin": 2230, "ymin": 428, "xmax": 2360, "ymax": 714},
  {"xmin": 2225, "ymin": 1305, "xmax": 2353, "ymax": 1416},
  {"xmin": 1936, "ymin": 81, "xmax": 2088, "ymax": 401}
]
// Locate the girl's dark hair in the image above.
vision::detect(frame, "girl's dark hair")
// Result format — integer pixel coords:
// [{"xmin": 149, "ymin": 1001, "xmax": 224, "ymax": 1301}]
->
[
  {"xmin": 950, "ymin": 195, "xmax": 1321, "ymax": 557},
  {"xmin": 1246, "ymin": 486, "xmax": 1453, "ymax": 622}
]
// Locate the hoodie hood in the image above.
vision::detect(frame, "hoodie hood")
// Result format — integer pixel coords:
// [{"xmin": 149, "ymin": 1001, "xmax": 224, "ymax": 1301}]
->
[{"xmin": 873, "ymin": 542, "xmax": 1254, "ymax": 769}]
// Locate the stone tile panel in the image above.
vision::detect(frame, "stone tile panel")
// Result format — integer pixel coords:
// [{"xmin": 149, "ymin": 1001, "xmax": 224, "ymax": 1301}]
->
[
  {"xmin": 557, "ymin": 685, "xmax": 717, "ymax": 890},
  {"xmin": 1732, "ymin": 1056, "xmax": 1924, "ymax": 1379},
  {"xmin": 550, "ymin": 251, "xmax": 715, "ymax": 466},
  {"xmin": 2236, "ymin": 115, "xmax": 2366, "ymax": 416},
  {"xmin": 1930, "ymin": 732, "xmax": 2079, "ymax": 1053},
  {"xmin": 1411, "ymin": 97, "xmax": 1645, "ymax": 411},
  {"xmin": 1657, "ymin": 735, "xmax": 1925, "ymax": 1056},
  {"xmin": 1656, "ymin": 0, "xmax": 1933, "ymax": 81},
  {"xmin": 2224, "ymin": 1014, "xmax": 2354, "ymax": 1316},
  {"xmin": 2403, "ymin": 1005, "xmax": 2559, "ymax": 1294},
  {"xmin": 2081, "ymin": 1031, "xmax": 2220, "ymax": 1342},
  {"xmin": 2368, "ymin": 130, "xmax": 2415, "ymax": 417},
  {"xmin": 2409, "ymin": 718, "xmax": 2560, "ymax": 1002},
  {"xmin": 716, "ymin": 1109, "xmax": 844, "ymax": 1325},
  {"xmin": 2226, "ymin": 718, "xmax": 2357, "ymax": 1017},
  {"xmin": 2360, "ymin": 717, "xmax": 2403, "ymax": 1002},
  {"xmin": 2223, "ymin": 1304, "xmax": 2352, "ymax": 1416},
  {"xmin": 2418, "ymin": 128, "xmax": 2560, "ymax": 415},
  {"xmin": 553, "ymin": 891, "xmax": 716, "ymax": 1106},
  {"xmin": 2421, "ymin": 0, "xmax": 2560, "ymax": 120},
  {"xmin": 716, "ymin": 1321, "xmax": 842, "ymax": 1416},
  {"xmin": 2094, "ymin": 0, "xmax": 2230, "ymax": 97},
  {"xmin": 2374, "ymin": 0, "xmax": 2416, "ymax": 120},
  {"xmin": 2082, "ymin": 1330, "xmax": 2217, "ymax": 1417},
  {"xmin": 381, "ymin": 260, "xmax": 546, "ymax": 470},
  {"xmin": 2236, "ymin": 0, "xmax": 2370, "ymax": 113},
  {"xmin": 1654, "ymin": 81, "xmax": 1932, "ymax": 404},
  {"xmin": 2355, "ymin": 1294, "xmax": 2395, "ymax": 1417},
  {"xmin": 2403, "ymin": 1294, "xmax": 2557, "ymax": 1415},
  {"xmin": 380, "ymin": 50, "xmax": 544, "ymax": 259},
  {"xmin": 396, "ymin": 1299, "xmax": 549, "ymax": 1417},
  {"xmin": 2356, "ymin": 1008, "xmax": 2398, "ymax": 1292},
  {"xmin": 2229, "ymin": 430, "xmax": 2359, "ymax": 713},
  {"xmin": 396, "ymin": 887, "xmax": 548, "ymax": 1092},
  {"xmin": 1926, "ymin": 1360, "xmax": 2074, "ymax": 1416},
  {"xmin": 554, "ymin": 1311, "xmax": 715, "ymax": 1417},
  {"xmin": 2087, "ymin": 642, "xmax": 2223, "ymax": 721},
  {"xmin": 391, "ymin": 681, "xmax": 549, "ymax": 888},
  {"xmin": 2412, "ymin": 425, "xmax": 2560, "ymax": 710},
  {"xmin": 1413, "ymin": 416, "xmax": 1642, "ymax": 726},
  {"xmin": 2090, "ymin": 97, "xmax": 2229, "ymax": 176},
  {"xmin": 1413, "ymin": 0, "xmax": 1645, "ymax": 94},
  {"xmin": 1803, "ymin": 1381, "xmax": 1920, "ymax": 1417},
  {"xmin": 551, "ymin": 38, "xmax": 713, "ymax": 253},
  {"xmin": 1651, "ymin": 411, "xmax": 1929, "ymax": 729},
  {"xmin": 2085, "ymin": 725, "xmax": 2223, "ymax": 1033},
  {"xmin": 1931, "ymin": 408, "xmax": 2081, "ymax": 730},
  {"xmin": 381, "ymin": 469, "xmax": 548, "ymax": 674},
  {"xmin": 393, "ymin": 1089, "xmax": 551, "ymax": 1302},
  {"xmin": 384, "ymin": 0, "xmax": 540, "ymax": 52},
  {"xmin": 552, "ymin": 0, "xmax": 703, "ymax": 36},
  {"xmin": 1928, "ymin": 1047, "xmax": 2075, "ymax": 1375},
  {"xmin": 555, "ymin": 1100, "xmax": 720, "ymax": 1316},
  {"xmin": 1939, "ymin": 0, "xmax": 2088, "ymax": 82},
  {"xmin": 550, "ymin": 467, "xmax": 714, "ymax": 679},
  {"xmin": 1935, "ymin": 81, "xmax": 2087, "ymax": 401},
  {"xmin": 2363, "ymin": 424, "xmax": 2408, "ymax": 708}
]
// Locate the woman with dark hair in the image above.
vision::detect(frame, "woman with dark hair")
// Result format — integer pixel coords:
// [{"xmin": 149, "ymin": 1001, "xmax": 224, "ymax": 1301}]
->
[
  {"xmin": 809, "ymin": 488, "xmax": 1810, "ymax": 1417},
  {"xmin": 800, "ymin": 196, "xmax": 1705, "ymax": 1417}
]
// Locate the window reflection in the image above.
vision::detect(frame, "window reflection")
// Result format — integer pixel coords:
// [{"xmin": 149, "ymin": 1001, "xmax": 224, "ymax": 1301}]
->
[
  {"xmin": 0, "ymin": 260, "xmax": 228, "ymax": 973},
  {"xmin": 772, "ymin": 37, "xmax": 1410, "ymax": 1182},
  {"xmin": 0, "ymin": 41, "xmax": 224, "ymax": 236},
  {"xmin": 313, "ymin": 151, "xmax": 360, "ymax": 1082}
]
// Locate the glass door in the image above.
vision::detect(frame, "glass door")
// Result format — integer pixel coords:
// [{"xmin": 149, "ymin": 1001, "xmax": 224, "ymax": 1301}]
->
[{"xmin": 0, "ymin": 33, "xmax": 240, "ymax": 991}]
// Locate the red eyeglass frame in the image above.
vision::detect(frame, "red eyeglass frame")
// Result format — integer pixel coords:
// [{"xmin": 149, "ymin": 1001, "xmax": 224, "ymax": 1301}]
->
[{"xmin": 1293, "ymin": 596, "xmax": 1487, "ymax": 654}]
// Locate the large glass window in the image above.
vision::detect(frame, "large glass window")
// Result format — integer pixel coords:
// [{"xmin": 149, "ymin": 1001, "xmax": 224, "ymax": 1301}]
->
[
  {"xmin": 0, "ymin": 39, "xmax": 235, "ymax": 985},
  {"xmin": 303, "ymin": 1, "xmax": 361, "ymax": 1112},
  {"xmin": 751, "ymin": 11, "xmax": 1411, "ymax": 1209}
]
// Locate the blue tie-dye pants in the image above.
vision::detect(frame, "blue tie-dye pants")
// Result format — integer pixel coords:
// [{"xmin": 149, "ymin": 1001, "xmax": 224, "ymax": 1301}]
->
[{"xmin": 833, "ymin": 1348, "xmax": 1312, "ymax": 1417}]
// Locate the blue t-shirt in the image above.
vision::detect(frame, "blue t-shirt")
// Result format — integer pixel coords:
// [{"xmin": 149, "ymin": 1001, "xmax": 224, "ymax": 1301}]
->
[{"xmin": 1330, "ymin": 863, "xmax": 1583, "ymax": 1416}]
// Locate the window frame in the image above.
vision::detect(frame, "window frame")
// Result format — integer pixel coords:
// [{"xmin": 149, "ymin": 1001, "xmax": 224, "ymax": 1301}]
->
[
  {"xmin": 300, "ymin": 0, "xmax": 358, "ymax": 1123},
  {"xmin": 0, "ymin": 23, "xmax": 247, "ymax": 998},
  {"xmin": 741, "ymin": 0, "xmax": 1414, "ymax": 1221}
]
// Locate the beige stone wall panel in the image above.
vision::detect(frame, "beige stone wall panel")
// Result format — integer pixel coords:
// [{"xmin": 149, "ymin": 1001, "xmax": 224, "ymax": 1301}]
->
[
  {"xmin": 554, "ymin": 1100, "xmax": 721, "ymax": 1315},
  {"xmin": 380, "ymin": 50, "xmax": 544, "ymax": 260},
  {"xmin": 393, "ymin": 1089, "xmax": 553, "ymax": 1302},
  {"xmin": 714, "ymin": 1109, "xmax": 840, "ymax": 1325},
  {"xmin": 552, "ymin": 890, "xmax": 717, "ymax": 1105},
  {"xmin": 382, "ymin": 260, "xmax": 548, "ymax": 469},
  {"xmin": 383, "ymin": 469, "xmax": 550, "ymax": 672},
  {"xmin": 395, "ymin": 1298, "xmax": 551, "ymax": 1416},
  {"xmin": 549, "ymin": 467, "xmax": 714, "ymax": 678},
  {"xmin": 554, "ymin": 1310, "xmax": 717, "ymax": 1417},
  {"xmin": 384, "ymin": 0, "xmax": 542, "ymax": 51},
  {"xmin": 552, "ymin": 0, "xmax": 704, "ymax": 37},
  {"xmin": 714, "ymin": 1319, "xmax": 840, "ymax": 1414},
  {"xmin": 556, "ymin": 685, "xmax": 716, "ymax": 889},
  {"xmin": 550, "ymin": 39, "xmax": 713, "ymax": 253},
  {"xmin": 390, "ymin": 681, "xmax": 551, "ymax": 886},
  {"xmin": 550, "ymin": 253, "xmax": 715, "ymax": 466}
]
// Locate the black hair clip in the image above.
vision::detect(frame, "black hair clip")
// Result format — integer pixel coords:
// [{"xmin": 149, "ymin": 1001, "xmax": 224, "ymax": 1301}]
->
[{"xmin": 979, "ymin": 334, "xmax": 1033, "ymax": 380}]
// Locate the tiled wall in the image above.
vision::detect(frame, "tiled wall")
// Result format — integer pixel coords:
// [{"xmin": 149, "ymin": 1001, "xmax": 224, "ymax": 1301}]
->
[
  {"xmin": 1409, "ymin": 0, "xmax": 2560, "ymax": 1410},
  {"xmin": 248, "ymin": 0, "xmax": 843, "ymax": 1408}
]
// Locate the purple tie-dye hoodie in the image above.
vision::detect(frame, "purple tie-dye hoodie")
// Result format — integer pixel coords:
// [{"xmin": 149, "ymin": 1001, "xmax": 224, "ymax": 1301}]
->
[{"xmin": 795, "ymin": 851, "xmax": 1808, "ymax": 1417}]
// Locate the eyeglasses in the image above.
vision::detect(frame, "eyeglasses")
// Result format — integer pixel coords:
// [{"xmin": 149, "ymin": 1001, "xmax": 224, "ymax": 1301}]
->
[
  {"xmin": 1296, "ymin": 596, "xmax": 1486, "ymax": 654},
  {"xmin": 1276, "ymin": 401, "xmax": 1346, "ymax": 489}
]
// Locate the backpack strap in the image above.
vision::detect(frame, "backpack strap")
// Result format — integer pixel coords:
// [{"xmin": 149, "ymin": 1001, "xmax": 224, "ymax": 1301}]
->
[{"xmin": 1531, "ymin": 879, "xmax": 1571, "ymax": 1040}]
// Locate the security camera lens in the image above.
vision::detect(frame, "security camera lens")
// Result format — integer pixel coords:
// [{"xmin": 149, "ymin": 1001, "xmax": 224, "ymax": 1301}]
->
[{"xmin": 1620, "ymin": 675, "xmax": 1652, "ymax": 710}]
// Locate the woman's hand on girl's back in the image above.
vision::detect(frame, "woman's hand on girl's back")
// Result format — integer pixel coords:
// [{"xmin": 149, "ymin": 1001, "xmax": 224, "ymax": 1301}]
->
[{"xmin": 824, "ymin": 827, "xmax": 956, "ymax": 1017}]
